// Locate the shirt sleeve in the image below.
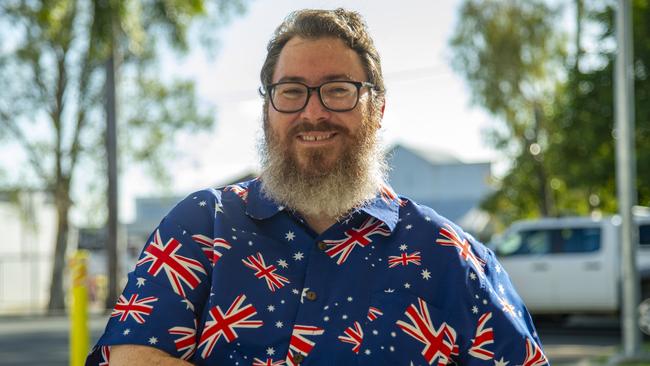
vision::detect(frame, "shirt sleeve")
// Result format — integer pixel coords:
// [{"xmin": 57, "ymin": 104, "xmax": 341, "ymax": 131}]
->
[
  {"xmin": 86, "ymin": 190, "xmax": 218, "ymax": 364},
  {"xmin": 453, "ymin": 233, "xmax": 549, "ymax": 366}
]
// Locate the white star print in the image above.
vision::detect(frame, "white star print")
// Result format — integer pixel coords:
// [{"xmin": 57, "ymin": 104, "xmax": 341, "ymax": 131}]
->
[
  {"xmin": 181, "ymin": 299, "xmax": 194, "ymax": 311},
  {"xmin": 285, "ymin": 231, "xmax": 295, "ymax": 241},
  {"xmin": 266, "ymin": 347, "xmax": 275, "ymax": 356},
  {"xmin": 404, "ymin": 282, "xmax": 411, "ymax": 289},
  {"xmin": 214, "ymin": 203, "xmax": 223, "ymax": 216},
  {"xmin": 421, "ymin": 269, "xmax": 431, "ymax": 280},
  {"xmin": 199, "ymin": 200, "xmax": 207, "ymax": 206},
  {"xmin": 390, "ymin": 332, "xmax": 397, "ymax": 337},
  {"xmin": 148, "ymin": 337, "xmax": 158, "ymax": 344},
  {"xmin": 518, "ymin": 310, "xmax": 523, "ymax": 318},
  {"xmin": 136, "ymin": 277, "xmax": 146, "ymax": 287},
  {"xmin": 472, "ymin": 305, "xmax": 479, "ymax": 314},
  {"xmin": 405, "ymin": 224, "xmax": 413, "ymax": 230},
  {"xmin": 342, "ymin": 314, "xmax": 348, "ymax": 320},
  {"xmin": 275, "ymin": 321, "xmax": 283, "ymax": 328},
  {"xmin": 123, "ymin": 329, "xmax": 131, "ymax": 335},
  {"xmin": 483, "ymin": 299, "xmax": 488, "ymax": 305},
  {"xmin": 389, "ymin": 346, "xmax": 395, "ymax": 352},
  {"xmin": 248, "ymin": 241, "xmax": 253, "ymax": 246},
  {"xmin": 469, "ymin": 272, "xmax": 477, "ymax": 280},
  {"xmin": 347, "ymin": 296, "xmax": 353, "ymax": 302},
  {"xmin": 499, "ymin": 284, "xmax": 505, "ymax": 294},
  {"xmin": 293, "ymin": 252, "xmax": 304, "ymax": 261},
  {"xmin": 292, "ymin": 288, "xmax": 300, "ymax": 295},
  {"xmin": 399, "ymin": 244, "xmax": 408, "ymax": 251},
  {"xmin": 372, "ymin": 330, "xmax": 379, "ymax": 335},
  {"xmin": 495, "ymin": 264, "xmax": 502, "ymax": 274},
  {"xmin": 425, "ymin": 216, "xmax": 431, "ymax": 221},
  {"xmin": 494, "ymin": 357, "xmax": 510, "ymax": 366},
  {"xmin": 364, "ymin": 349, "xmax": 371, "ymax": 355},
  {"xmin": 232, "ymin": 235, "xmax": 237, "ymax": 240},
  {"xmin": 277, "ymin": 259, "xmax": 289, "ymax": 268},
  {"xmin": 267, "ymin": 305, "xmax": 275, "ymax": 312},
  {"xmin": 324, "ymin": 316, "xmax": 330, "ymax": 322}
]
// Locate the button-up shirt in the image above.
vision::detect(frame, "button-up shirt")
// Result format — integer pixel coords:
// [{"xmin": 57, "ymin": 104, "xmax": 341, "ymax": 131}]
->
[{"xmin": 87, "ymin": 178, "xmax": 548, "ymax": 366}]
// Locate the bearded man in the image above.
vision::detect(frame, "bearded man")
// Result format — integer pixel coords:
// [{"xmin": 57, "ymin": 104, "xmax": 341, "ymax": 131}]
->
[{"xmin": 88, "ymin": 8, "xmax": 547, "ymax": 366}]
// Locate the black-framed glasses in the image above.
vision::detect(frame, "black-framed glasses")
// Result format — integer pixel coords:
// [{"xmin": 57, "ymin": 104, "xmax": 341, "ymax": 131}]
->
[{"xmin": 261, "ymin": 80, "xmax": 375, "ymax": 113}]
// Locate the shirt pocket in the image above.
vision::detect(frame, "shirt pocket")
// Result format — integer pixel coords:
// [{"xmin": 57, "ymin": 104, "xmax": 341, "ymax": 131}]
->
[{"xmin": 358, "ymin": 290, "xmax": 458, "ymax": 366}]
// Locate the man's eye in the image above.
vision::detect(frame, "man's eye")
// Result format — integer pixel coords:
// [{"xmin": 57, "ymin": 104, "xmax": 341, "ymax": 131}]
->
[{"xmin": 280, "ymin": 88, "xmax": 306, "ymax": 98}]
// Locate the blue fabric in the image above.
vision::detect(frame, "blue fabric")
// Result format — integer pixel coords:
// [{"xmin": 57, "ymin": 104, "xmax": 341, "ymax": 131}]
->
[{"xmin": 87, "ymin": 178, "xmax": 548, "ymax": 366}]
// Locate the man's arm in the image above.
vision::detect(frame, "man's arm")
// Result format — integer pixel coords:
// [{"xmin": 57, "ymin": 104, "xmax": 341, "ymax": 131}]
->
[{"xmin": 109, "ymin": 345, "xmax": 193, "ymax": 365}]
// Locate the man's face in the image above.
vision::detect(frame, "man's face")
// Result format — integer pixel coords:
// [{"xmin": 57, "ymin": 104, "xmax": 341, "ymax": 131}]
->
[{"xmin": 265, "ymin": 36, "xmax": 378, "ymax": 177}]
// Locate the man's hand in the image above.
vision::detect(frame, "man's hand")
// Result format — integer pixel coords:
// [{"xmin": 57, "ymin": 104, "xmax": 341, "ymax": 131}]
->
[{"xmin": 109, "ymin": 345, "xmax": 193, "ymax": 365}]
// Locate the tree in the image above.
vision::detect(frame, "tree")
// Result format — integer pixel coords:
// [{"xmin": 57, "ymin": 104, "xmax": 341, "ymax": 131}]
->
[
  {"xmin": 449, "ymin": 0, "xmax": 568, "ymax": 222},
  {"xmin": 0, "ymin": 0, "xmax": 247, "ymax": 311}
]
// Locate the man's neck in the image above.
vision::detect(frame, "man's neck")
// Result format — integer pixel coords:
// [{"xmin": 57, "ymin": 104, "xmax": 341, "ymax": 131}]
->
[{"xmin": 302, "ymin": 213, "xmax": 337, "ymax": 235}]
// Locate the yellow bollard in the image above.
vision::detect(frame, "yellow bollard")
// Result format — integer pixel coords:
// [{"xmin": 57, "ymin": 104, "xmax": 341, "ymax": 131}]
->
[{"xmin": 69, "ymin": 250, "xmax": 89, "ymax": 366}]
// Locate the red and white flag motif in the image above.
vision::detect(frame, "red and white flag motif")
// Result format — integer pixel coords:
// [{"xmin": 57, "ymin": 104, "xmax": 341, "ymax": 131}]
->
[
  {"xmin": 285, "ymin": 324, "xmax": 325, "ymax": 366},
  {"xmin": 522, "ymin": 338, "xmax": 549, "ymax": 366},
  {"xmin": 338, "ymin": 321, "xmax": 364, "ymax": 354},
  {"xmin": 367, "ymin": 306, "xmax": 383, "ymax": 321},
  {"xmin": 242, "ymin": 252, "xmax": 290, "ymax": 292},
  {"xmin": 191, "ymin": 235, "xmax": 232, "ymax": 265},
  {"xmin": 110, "ymin": 293, "xmax": 158, "ymax": 324},
  {"xmin": 252, "ymin": 358, "xmax": 286, "ymax": 366},
  {"xmin": 396, "ymin": 297, "xmax": 457, "ymax": 366},
  {"xmin": 169, "ymin": 320, "xmax": 197, "ymax": 360},
  {"xmin": 198, "ymin": 294, "xmax": 263, "ymax": 359},
  {"xmin": 379, "ymin": 183, "xmax": 406, "ymax": 207},
  {"xmin": 99, "ymin": 346, "xmax": 110, "ymax": 366},
  {"xmin": 225, "ymin": 184, "xmax": 249, "ymax": 203},
  {"xmin": 436, "ymin": 224, "xmax": 486, "ymax": 276},
  {"xmin": 137, "ymin": 229, "xmax": 207, "ymax": 297},
  {"xmin": 323, "ymin": 217, "xmax": 391, "ymax": 265},
  {"xmin": 468, "ymin": 312, "xmax": 494, "ymax": 360},
  {"xmin": 388, "ymin": 251, "xmax": 422, "ymax": 268}
]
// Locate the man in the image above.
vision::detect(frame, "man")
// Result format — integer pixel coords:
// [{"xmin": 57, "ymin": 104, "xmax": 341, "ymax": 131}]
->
[{"xmin": 87, "ymin": 8, "xmax": 548, "ymax": 366}]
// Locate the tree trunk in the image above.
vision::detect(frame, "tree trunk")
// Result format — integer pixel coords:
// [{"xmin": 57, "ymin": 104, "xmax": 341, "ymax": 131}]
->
[{"xmin": 47, "ymin": 180, "xmax": 71, "ymax": 312}]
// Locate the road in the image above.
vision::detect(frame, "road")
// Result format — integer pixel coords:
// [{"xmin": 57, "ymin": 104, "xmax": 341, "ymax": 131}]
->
[{"xmin": 0, "ymin": 314, "xmax": 626, "ymax": 365}]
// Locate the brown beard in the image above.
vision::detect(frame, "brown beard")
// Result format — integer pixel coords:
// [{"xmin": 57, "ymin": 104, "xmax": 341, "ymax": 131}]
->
[{"xmin": 258, "ymin": 104, "xmax": 387, "ymax": 220}]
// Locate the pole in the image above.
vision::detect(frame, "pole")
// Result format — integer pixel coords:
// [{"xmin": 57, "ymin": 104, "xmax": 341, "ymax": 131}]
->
[
  {"xmin": 105, "ymin": 39, "xmax": 119, "ymax": 309},
  {"xmin": 615, "ymin": 0, "xmax": 639, "ymax": 357},
  {"xmin": 69, "ymin": 251, "xmax": 89, "ymax": 366}
]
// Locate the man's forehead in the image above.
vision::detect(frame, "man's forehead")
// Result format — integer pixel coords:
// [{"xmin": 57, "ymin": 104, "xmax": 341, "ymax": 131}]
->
[{"xmin": 272, "ymin": 36, "xmax": 366, "ymax": 83}]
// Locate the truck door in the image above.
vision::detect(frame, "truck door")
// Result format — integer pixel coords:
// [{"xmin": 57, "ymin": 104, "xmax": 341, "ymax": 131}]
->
[{"xmin": 549, "ymin": 225, "xmax": 617, "ymax": 312}]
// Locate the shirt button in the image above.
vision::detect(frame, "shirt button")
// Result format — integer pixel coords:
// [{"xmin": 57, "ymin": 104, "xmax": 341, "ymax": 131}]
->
[
  {"xmin": 318, "ymin": 241, "xmax": 327, "ymax": 251},
  {"xmin": 293, "ymin": 353, "xmax": 305, "ymax": 363},
  {"xmin": 305, "ymin": 290, "xmax": 317, "ymax": 301}
]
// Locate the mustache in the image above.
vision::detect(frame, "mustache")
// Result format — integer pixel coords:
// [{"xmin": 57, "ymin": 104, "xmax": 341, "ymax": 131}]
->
[{"xmin": 288, "ymin": 121, "xmax": 350, "ymax": 137}]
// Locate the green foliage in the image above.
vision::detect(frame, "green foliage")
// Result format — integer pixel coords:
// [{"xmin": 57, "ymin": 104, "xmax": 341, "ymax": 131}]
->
[{"xmin": 450, "ymin": 0, "xmax": 650, "ymax": 229}]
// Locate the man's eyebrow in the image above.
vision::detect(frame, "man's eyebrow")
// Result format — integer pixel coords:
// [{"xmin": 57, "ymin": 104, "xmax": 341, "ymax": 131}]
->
[{"xmin": 276, "ymin": 74, "xmax": 356, "ymax": 84}]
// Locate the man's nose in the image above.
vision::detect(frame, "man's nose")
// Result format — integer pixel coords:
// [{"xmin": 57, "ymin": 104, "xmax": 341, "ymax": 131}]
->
[{"xmin": 299, "ymin": 90, "xmax": 331, "ymax": 121}]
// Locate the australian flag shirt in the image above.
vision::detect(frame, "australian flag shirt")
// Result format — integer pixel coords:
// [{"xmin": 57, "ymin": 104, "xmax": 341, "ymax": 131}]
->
[{"xmin": 87, "ymin": 178, "xmax": 548, "ymax": 366}]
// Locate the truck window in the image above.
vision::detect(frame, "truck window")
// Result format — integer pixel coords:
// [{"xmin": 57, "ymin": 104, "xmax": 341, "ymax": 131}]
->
[
  {"xmin": 640, "ymin": 224, "xmax": 650, "ymax": 246},
  {"xmin": 556, "ymin": 227, "xmax": 601, "ymax": 253},
  {"xmin": 496, "ymin": 229, "xmax": 551, "ymax": 257}
]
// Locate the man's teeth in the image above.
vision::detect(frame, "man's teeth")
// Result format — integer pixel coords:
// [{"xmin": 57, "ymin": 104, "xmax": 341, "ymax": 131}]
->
[{"xmin": 300, "ymin": 134, "xmax": 333, "ymax": 141}]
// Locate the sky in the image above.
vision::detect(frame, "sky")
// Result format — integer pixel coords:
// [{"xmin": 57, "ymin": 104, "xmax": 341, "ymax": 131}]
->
[{"xmin": 120, "ymin": 0, "xmax": 499, "ymax": 222}]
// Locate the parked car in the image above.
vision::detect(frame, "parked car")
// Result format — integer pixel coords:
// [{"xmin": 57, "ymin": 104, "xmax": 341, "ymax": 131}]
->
[{"xmin": 490, "ymin": 212, "xmax": 650, "ymax": 315}]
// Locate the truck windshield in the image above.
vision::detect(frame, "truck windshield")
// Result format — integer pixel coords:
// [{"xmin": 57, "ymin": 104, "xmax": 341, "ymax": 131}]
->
[{"xmin": 496, "ymin": 227, "xmax": 601, "ymax": 257}]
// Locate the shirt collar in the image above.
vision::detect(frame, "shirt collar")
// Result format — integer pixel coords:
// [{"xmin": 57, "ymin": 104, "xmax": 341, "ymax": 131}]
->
[{"xmin": 244, "ymin": 179, "xmax": 400, "ymax": 232}]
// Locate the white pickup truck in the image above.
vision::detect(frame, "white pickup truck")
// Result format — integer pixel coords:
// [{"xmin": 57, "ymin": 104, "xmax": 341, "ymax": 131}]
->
[{"xmin": 490, "ymin": 213, "xmax": 650, "ymax": 315}]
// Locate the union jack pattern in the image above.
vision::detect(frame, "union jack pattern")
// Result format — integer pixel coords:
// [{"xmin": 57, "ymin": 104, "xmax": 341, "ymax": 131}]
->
[
  {"xmin": 435, "ymin": 223, "xmax": 486, "ymax": 276},
  {"xmin": 242, "ymin": 252, "xmax": 290, "ymax": 292},
  {"xmin": 338, "ymin": 321, "xmax": 364, "ymax": 353},
  {"xmin": 88, "ymin": 179, "xmax": 545, "ymax": 366},
  {"xmin": 98, "ymin": 346, "xmax": 110, "ymax": 366},
  {"xmin": 286, "ymin": 324, "xmax": 325, "ymax": 366},
  {"xmin": 110, "ymin": 293, "xmax": 158, "ymax": 324},
  {"xmin": 191, "ymin": 234, "xmax": 233, "ymax": 265},
  {"xmin": 225, "ymin": 184, "xmax": 249, "ymax": 203},
  {"xmin": 323, "ymin": 217, "xmax": 391, "ymax": 265},
  {"xmin": 366, "ymin": 306, "xmax": 383, "ymax": 321},
  {"xmin": 169, "ymin": 320, "xmax": 198, "ymax": 360},
  {"xmin": 198, "ymin": 294, "xmax": 263, "ymax": 359},
  {"xmin": 136, "ymin": 229, "xmax": 207, "ymax": 297},
  {"xmin": 468, "ymin": 312, "xmax": 494, "ymax": 360},
  {"xmin": 522, "ymin": 338, "xmax": 549, "ymax": 366},
  {"xmin": 252, "ymin": 358, "xmax": 286, "ymax": 366},
  {"xmin": 388, "ymin": 251, "xmax": 422, "ymax": 268},
  {"xmin": 396, "ymin": 297, "xmax": 458, "ymax": 365}
]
